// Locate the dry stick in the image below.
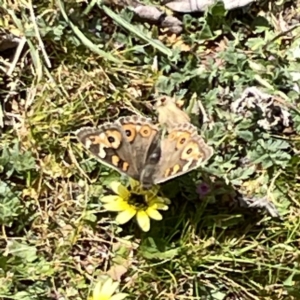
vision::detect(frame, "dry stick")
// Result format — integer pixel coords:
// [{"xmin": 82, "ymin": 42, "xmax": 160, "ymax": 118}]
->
[
  {"xmin": 7, "ymin": 37, "xmax": 26, "ymax": 76},
  {"xmin": 262, "ymin": 23, "xmax": 300, "ymax": 51},
  {"xmin": 197, "ymin": 99, "xmax": 209, "ymax": 124},
  {"xmin": 68, "ymin": 145, "xmax": 92, "ymax": 182},
  {"xmin": 28, "ymin": 0, "xmax": 52, "ymax": 68}
]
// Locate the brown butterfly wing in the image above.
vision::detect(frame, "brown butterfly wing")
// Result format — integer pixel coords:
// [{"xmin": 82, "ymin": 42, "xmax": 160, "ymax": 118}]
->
[
  {"xmin": 76, "ymin": 115, "xmax": 161, "ymax": 182},
  {"xmin": 76, "ymin": 122, "xmax": 140, "ymax": 179},
  {"xmin": 116, "ymin": 115, "xmax": 161, "ymax": 175},
  {"xmin": 153, "ymin": 123, "xmax": 213, "ymax": 184}
]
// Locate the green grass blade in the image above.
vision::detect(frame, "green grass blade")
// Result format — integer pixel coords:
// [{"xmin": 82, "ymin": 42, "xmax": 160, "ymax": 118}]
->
[
  {"xmin": 56, "ymin": 0, "xmax": 122, "ymax": 64},
  {"xmin": 101, "ymin": 4, "xmax": 173, "ymax": 57}
]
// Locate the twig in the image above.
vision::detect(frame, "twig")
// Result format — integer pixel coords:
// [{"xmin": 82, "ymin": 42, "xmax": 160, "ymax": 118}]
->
[
  {"xmin": 197, "ymin": 99, "xmax": 209, "ymax": 124},
  {"xmin": 28, "ymin": 1, "xmax": 52, "ymax": 68},
  {"xmin": 7, "ymin": 36, "xmax": 26, "ymax": 76},
  {"xmin": 262, "ymin": 24, "xmax": 300, "ymax": 51}
]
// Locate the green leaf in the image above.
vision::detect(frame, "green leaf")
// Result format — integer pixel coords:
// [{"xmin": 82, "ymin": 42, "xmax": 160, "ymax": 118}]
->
[
  {"xmin": 236, "ymin": 130, "xmax": 253, "ymax": 141},
  {"xmin": 208, "ymin": 1, "xmax": 227, "ymax": 17},
  {"xmin": 228, "ymin": 166, "xmax": 256, "ymax": 185},
  {"xmin": 140, "ymin": 237, "xmax": 179, "ymax": 260},
  {"xmin": 13, "ymin": 291, "xmax": 32, "ymax": 300},
  {"xmin": 0, "ymin": 181, "xmax": 22, "ymax": 226},
  {"xmin": 0, "ymin": 141, "xmax": 36, "ymax": 178},
  {"xmin": 6, "ymin": 240, "xmax": 38, "ymax": 263}
]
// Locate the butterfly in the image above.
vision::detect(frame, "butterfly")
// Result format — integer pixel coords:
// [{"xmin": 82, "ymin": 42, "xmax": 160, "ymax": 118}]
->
[{"xmin": 76, "ymin": 115, "xmax": 213, "ymax": 188}]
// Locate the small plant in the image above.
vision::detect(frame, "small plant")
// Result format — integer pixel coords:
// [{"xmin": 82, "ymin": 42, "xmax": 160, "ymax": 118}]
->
[{"xmin": 102, "ymin": 179, "xmax": 170, "ymax": 232}]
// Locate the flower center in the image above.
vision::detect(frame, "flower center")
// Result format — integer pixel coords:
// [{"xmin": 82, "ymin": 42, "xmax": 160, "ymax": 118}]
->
[{"xmin": 128, "ymin": 193, "xmax": 148, "ymax": 209}]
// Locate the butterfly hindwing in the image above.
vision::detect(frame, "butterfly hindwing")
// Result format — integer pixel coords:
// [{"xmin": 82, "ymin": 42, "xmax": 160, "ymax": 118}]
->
[{"xmin": 153, "ymin": 123, "xmax": 213, "ymax": 184}]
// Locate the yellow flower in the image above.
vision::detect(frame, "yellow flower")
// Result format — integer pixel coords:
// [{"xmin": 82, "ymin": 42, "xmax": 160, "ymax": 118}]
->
[
  {"xmin": 101, "ymin": 179, "xmax": 170, "ymax": 232},
  {"xmin": 90, "ymin": 277, "xmax": 128, "ymax": 300}
]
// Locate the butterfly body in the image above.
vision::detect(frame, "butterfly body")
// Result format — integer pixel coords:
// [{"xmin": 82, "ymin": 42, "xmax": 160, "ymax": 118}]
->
[{"xmin": 76, "ymin": 115, "xmax": 213, "ymax": 188}]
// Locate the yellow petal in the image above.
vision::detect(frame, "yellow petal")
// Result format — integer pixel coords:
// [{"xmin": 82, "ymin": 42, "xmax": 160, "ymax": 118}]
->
[
  {"xmin": 103, "ymin": 200, "xmax": 130, "ymax": 212},
  {"xmin": 101, "ymin": 195, "xmax": 122, "ymax": 203},
  {"xmin": 154, "ymin": 203, "xmax": 169, "ymax": 211},
  {"xmin": 110, "ymin": 293, "xmax": 128, "ymax": 300},
  {"xmin": 110, "ymin": 182, "xmax": 130, "ymax": 199},
  {"xmin": 146, "ymin": 196, "xmax": 164, "ymax": 205},
  {"xmin": 146, "ymin": 207, "xmax": 162, "ymax": 220},
  {"xmin": 101, "ymin": 278, "xmax": 119, "ymax": 297},
  {"xmin": 147, "ymin": 200, "xmax": 169, "ymax": 211},
  {"xmin": 92, "ymin": 281, "xmax": 104, "ymax": 299},
  {"xmin": 136, "ymin": 210, "xmax": 150, "ymax": 232},
  {"xmin": 148, "ymin": 198, "xmax": 170, "ymax": 210},
  {"xmin": 116, "ymin": 208, "xmax": 136, "ymax": 224}
]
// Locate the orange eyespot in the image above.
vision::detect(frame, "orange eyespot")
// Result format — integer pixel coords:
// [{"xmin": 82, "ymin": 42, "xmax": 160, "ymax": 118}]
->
[
  {"xmin": 175, "ymin": 132, "xmax": 191, "ymax": 149},
  {"xmin": 186, "ymin": 148, "xmax": 192, "ymax": 155},
  {"xmin": 122, "ymin": 124, "xmax": 136, "ymax": 143},
  {"xmin": 179, "ymin": 137, "xmax": 186, "ymax": 144},
  {"xmin": 139, "ymin": 125, "xmax": 152, "ymax": 137},
  {"xmin": 105, "ymin": 130, "xmax": 122, "ymax": 149},
  {"xmin": 108, "ymin": 136, "xmax": 115, "ymax": 143},
  {"xmin": 181, "ymin": 142, "xmax": 202, "ymax": 160}
]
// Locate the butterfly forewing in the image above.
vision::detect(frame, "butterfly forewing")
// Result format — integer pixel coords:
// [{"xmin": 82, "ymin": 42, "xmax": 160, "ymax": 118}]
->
[
  {"xmin": 116, "ymin": 115, "xmax": 161, "ymax": 173},
  {"xmin": 76, "ymin": 115, "xmax": 162, "ymax": 183},
  {"xmin": 76, "ymin": 123, "xmax": 139, "ymax": 179}
]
